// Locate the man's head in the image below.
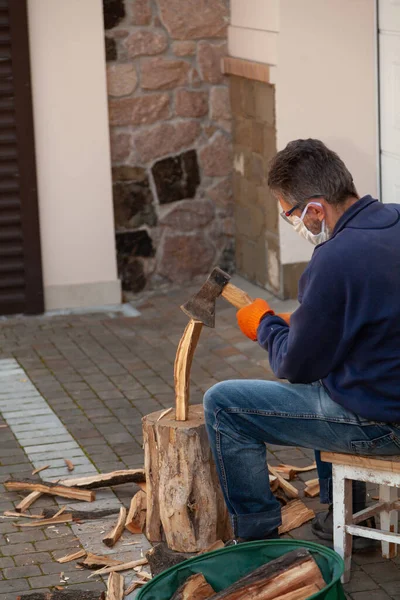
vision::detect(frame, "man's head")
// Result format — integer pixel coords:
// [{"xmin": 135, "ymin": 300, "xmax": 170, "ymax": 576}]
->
[{"xmin": 268, "ymin": 139, "xmax": 359, "ymax": 240}]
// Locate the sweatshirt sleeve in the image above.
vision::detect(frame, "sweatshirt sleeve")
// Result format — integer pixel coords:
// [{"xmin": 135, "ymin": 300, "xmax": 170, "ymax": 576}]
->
[{"xmin": 257, "ymin": 251, "xmax": 349, "ymax": 383}]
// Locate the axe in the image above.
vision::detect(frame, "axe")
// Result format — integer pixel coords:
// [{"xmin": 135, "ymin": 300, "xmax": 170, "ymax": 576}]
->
[{"xmin": 181, "ymin": 267, "xmax": 291, "ymax": 328}]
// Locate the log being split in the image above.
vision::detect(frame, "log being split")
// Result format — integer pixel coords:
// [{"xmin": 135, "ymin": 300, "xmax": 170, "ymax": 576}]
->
[
  {"xmin": 107, "ymin": 572, "xmax": 124, "ymax": 600},
  {"xmin": 207, "ymin": 548, "xmax": 325, "ymax": 600},
  {"xmin": 126, "ymin": 489, "xmax": 147, "ymax": 534},
  {"xmin": 5, "ymin": 479, "xmax": 94, "ymax": 502},
  {"xmin": 171, "ymin": 573, "xmax": 215, "ymax": 600},
  {"xmin": 103, "ymin": 506, "xmax": 126, "ymax": 548},
  {"xmin": 143, "ymin": 404, "xmax": 232, "ymax": 552}
]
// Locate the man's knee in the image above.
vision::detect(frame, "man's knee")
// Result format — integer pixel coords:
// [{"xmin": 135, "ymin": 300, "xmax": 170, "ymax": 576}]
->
[{"xmin": 203, "ymin": 380, "xmax": 235, "ymax": 417}]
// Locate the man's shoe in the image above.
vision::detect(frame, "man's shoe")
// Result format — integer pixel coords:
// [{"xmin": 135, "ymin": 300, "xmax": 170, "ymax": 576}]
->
[
  {"xmin": 311, "ymin": 505, "xmax": 379, "ymax": 553},
  {"xmin": 225, "ymin": 528, "xmax": 280, "ymax": 546}
]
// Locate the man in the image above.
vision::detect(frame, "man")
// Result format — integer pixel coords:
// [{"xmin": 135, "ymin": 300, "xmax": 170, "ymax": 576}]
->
[{"xmin": 204, "ymin": 139, "xmax": 400, "ymax": 546}]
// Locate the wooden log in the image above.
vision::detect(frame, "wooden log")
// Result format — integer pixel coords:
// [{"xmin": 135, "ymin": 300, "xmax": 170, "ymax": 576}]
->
[
  {"xmin": 103, "ymin": 506, "xmax": 127, "ymax": 548},
  {"xmin": 43, "ymin": 507, "xmax": 120, "ymax": 520},
  {"xmin": 279, "ymin": 501, "xmax": 315, "ymax": 534},
  {"xmin": 146, "ymin": 543, "xmax": 195, "ymax": 577},
  {"xmin": 90, "ymin": 557, "xmax": 148, "ymax": 577},
  {"xmin": 5, "ymin": 479, "xmax": 95, "ymax": 502},
  {"xmin": 199, "ymin": 540, "xmax": 225, "ymax": 554},
  {"xmin": 304, "ymin": 480, "xmax": 320, "ymax": 498},
  {"xmin": 143, "ymin": 404, "xmax": 232, "ymax": 552},
  {"xmin": 171, "ymin": 573, "xmax": 215, "ymax": 600},
  {"xmin": 107, "ymin": 572, "xmax": 124, "ymax": 600},
  {"xmin": 13, "ymin": 514, "xmax": 73, "ymax": 527},
  {"xmin": 207, "ymin": 548, "xmax": 325, "ymax": 600},
  {"xmin": 269, "ymin": 475, "xmax": 279, "ymax": 492},
  {"xmin": 126, "ymin": 489, "xmax": 146, "ymax": 534},
  {"xmin": 272, "ymin": 584, "xmax": 321, "ymax": 600},
  {"xmin": 17, "ymin": 593, "xmax": 105, "ymax": 600},
  {"xmin": 268, "ymin": 467, "xmax": 299, "ymax": 500},
  {"xmin": 59, "ymin": 469, "xmax": 145, "ymax": 489},
  {"xmin": 57, "ymin": 549, "xmax": 86, "ymax": 563},
  {"xmin": 174, "ymin": 319, "xmax": 203, "ymax": 421},
  {"xmin": 15, "ymin": 491, "xmax": 42, "ymax": 513},
  {"xmin": 78, "ymin": 552, "xmax": 123, "ymax": 570}
]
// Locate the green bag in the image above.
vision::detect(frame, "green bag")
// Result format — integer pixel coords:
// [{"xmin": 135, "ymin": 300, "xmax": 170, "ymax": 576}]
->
[{"xmin": 136, "ymin": 540, "xmax": 345, "ymax": 600}]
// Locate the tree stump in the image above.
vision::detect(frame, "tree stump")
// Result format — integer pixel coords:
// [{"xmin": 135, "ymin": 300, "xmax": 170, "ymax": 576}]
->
[{"xmin": 143, "ymin": 403, "xmax": 232, "ymax": 552}]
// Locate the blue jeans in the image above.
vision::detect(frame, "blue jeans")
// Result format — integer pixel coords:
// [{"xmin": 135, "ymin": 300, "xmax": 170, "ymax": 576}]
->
[{"xmin": 204, "ymin": 379, "xmax": 400, "ymax": 539}]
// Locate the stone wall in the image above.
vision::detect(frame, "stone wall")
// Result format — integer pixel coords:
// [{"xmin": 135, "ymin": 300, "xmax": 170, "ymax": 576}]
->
[{"xmin": 103, "ymin": 0, "xmax": 233, "ymax": 293}]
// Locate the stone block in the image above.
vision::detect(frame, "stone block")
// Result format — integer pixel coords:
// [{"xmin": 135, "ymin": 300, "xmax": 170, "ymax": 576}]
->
[
  {"xmin": 103, "ymin": 0, "xmax": 126, "ymax": 30},
  {"xmin": 229, "ymin": 76, "xmax": 244, "ymax": 117},
  {"xmin": 109, "ymin": 93, "xmax": 170, "ymax": 126},
  {"xmin": 141, "ymin": 57, "xmax": 190, "ymax": 90},
  {"xmin": 197, "ymin": 41, "xmax": 227, "ymax": 84},
  {"xmin": 207, "ymin": 177, "xmax": 233, "ymax": 212},
  {"xmin": 152, "ymin": 149, "xmax": 200, "ymax": 204},
  {"xmin": 157, "ymin": 0, "xmax": 228, "ymax": 40},
  {"xmin": 175, "ymin": 89, "xmax": 208, "ymax": 118},
  {"xmin": 124, "ymin": 30, "xmax": 168, "ymax": 58},
  {"xmin": 157, "ymin": 232, "xmax": 215, "ymax": 283},
  {"xmin": 130, "ymin": 0, "xmax": 152, "ymax": 25},
  {"xmin": 135, "ymin": 121, "xmax": 200, "ymax": 163},
  {"xmin": 113, "ymin": 171, "xmax": 156, "ymax": 228},
  {"xmin": 199, "ymin": 132, "xmax": 231, "ymax": 177},
  {"xmin": 105, "ymin": 36, "xmax": 117, "ymax": 61},
  {"xmin": 107, "ymin": 63, "xmax": 138, "ymax": 97},
  {"xmin": 254, "ymin": 81, "xmax": 275, "ymax": 125},
  {"xmin": 235, "ymin": 234, "xmax": 267, "ymax": 288},
  {"xmin": 282, "ymin": 262, "xmax": 308, "ymax": 300},
  {"xmin": 160, "ymin": 199, "xmax": 214, "ymax": 231},
  {"xmin": 173, "ymin": 41, "xmax": 197, "ymax": 56},
  {"xmin": 262, "ymin": 187, "xmax": 279, "ymax": 235},
  {"xmin": 116, "ymin": 230, "xmax": 155, "ymax": 258},
  {"xmin": 265, "ymin": 232, "xmax": 281, "ymax": 294},
  {"xmin": 235, "ymin": 203, "xmax": 264, "ymax": 238},
  {"xmin": 210, "ymin": 86, "xmax": 231, "ymax": 122}
]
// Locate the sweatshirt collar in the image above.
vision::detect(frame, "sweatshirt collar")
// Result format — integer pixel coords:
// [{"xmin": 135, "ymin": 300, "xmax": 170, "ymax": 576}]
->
[{"xmin": 331, "ymin": 196, "xmax": 377, "ymax": 237}]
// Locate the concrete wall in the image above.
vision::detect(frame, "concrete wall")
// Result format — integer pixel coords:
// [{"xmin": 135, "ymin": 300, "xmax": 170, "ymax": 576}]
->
[
  {"xmin": 228, "ymin": 0, "xmax": 378, "ymax": 268},
  {"xmin": 27, "ymin": 0, "xmax": 121, "ymax": 310}
]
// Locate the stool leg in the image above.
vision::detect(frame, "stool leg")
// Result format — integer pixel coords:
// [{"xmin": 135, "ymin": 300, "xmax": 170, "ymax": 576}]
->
[
  {"xmin": 333, "ymin": 465, "xmax": 353, "ymax": 583},
  {"xmin": 379, "ymin": 484, "xmax": 398, "ymax": 559}
]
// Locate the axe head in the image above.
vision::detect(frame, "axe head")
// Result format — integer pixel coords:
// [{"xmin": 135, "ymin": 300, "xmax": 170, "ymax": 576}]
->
[{"xmin": 180, "ymin": 267, "xmax": 231, "ymax": 328}]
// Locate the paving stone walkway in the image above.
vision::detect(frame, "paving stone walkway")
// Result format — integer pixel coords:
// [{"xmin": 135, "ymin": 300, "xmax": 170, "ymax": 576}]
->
[{"xmin": 0, "ymin": 277, "xmax": 398, "ymax": 598}]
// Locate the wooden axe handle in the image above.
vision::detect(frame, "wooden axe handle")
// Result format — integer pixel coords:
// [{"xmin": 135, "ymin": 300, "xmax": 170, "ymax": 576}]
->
[
  {"xmin": 174, "ymin": 319, "xmax": 203, "ymax": 421},
  {"xmin": 221, "ymin": 282, "xmax": 253, "ymax": 308}
]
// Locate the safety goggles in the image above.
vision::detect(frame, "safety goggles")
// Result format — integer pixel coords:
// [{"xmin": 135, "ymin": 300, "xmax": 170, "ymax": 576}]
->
[{"xmin": 280, "ymin": 195, "xmax": 325, "ymax": 225}]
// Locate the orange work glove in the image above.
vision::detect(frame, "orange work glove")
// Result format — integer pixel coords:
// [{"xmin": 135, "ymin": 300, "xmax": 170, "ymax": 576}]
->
[
  {"xmin": 277, "ymin": 312, "xmax": 291, "ymax": 325},
  {"xmin": 237, "ymin": 298, "xmax": 275, "ymax": 341}
]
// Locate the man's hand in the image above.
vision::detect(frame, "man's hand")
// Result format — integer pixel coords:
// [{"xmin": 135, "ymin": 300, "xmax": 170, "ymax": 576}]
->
[{"xmin": 237, "ymin": 299, "xmax": 274, "ymax": 341}]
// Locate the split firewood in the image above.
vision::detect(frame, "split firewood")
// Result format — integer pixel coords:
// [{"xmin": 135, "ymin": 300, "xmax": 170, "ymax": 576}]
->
[
  {"xmin": 78, "ymin": 552, "xmax": 123, "ymax": 570},
  {"xmin": 103, "ymin": 506, "xmax": 127, "ymax": 548},
  {"xmin": 278, "ymin": 463, "xmax": 317, "ymax": 473},
  {"xmin": 207, "ymin": 548, "xmax": 325, "ymax": 600},
  {"xmin": 5, "ymin": 479, "xmax": 95, "ymax": 502},
  {"xmin": 64, "ymin": 459, "xmax": 75, "ymax": 472},
  {"xmin": 157, "ymin": 407, "xmax": 173, "ymax": 422},
  {"xmin": 268, "ymin": 467, "xmax": 299, "ymax": 499},
  {"xmin": 304, "ymin": 478, "xmax": 320, "ymax": 498},
  {"xmin": 269, "ymin": 475, "xmax": 279, "ymax": 492},
  {"xmin": 43, "ymin": 507, "xmax": 120, "ymax": 520},
  {"xmin": 107, "ymin": 572, "xmax": 124, "ymax": 600},
  {"xmin": 90, "ymin": 557, "xmax": 148, "ymax": 578},
  {"xmin": 273, "ymin": 466, "xmax": 296, "ymax": 481},
  {"xmin": 53, "ymin": 505, "xmax": 67, "ymax": 518},
  {"xmin": 15, "ymin": 490, "xmax": 42, "ymax": 512},
  {"xmin": 13, "ymin": 514, "xmax": 73, "ymax": 528},
  {"xmin": 279, "ymin": 500, "xmax": 315, "ymax": 534},
  {"xmin": 16, "ymin": 592, "xmax": 105, "ymax": 600},
  {"xmin": 124, "ymin": 581, "xmax": 146, "ymax": 596},
  {"xmin": 171, "ymin": 573, "xmax": 215, "ymax": 600},
  {"xmin": 126, "ymin": 490, "xmax": 146, "ymax": 534},
  {"xmin": 4, "ymin": 511, "xmax": 43, "ymax": 519},
  {"xmin": 57, "ymin": 549, "xmax": 87, "ymax": 563},
  {"xmin": 273, "ymin": 583, "xmax": 321, "ymax": 600},
  {"xmin": 32, "ymin": 465, "xmax": 50, "ymax": 476},
  {"xmin": 146, "ymin": 543, "xmax": 195, "ymax": 577},
  {"xmin": 199, "ymin": 540, "xmax": 225, "ymax": 554},
  {"xmin": 59, "ymin": 469, "xmax": 145, "ymax": 489}
]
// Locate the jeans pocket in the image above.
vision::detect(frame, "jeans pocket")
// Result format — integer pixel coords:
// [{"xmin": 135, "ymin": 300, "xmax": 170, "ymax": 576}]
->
[{"xmin": 350, "ymin": 431, "xmax": 400, "ymax": 454}]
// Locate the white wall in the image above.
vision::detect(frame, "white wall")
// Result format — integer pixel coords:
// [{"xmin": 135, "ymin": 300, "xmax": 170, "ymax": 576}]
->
[
  {"xmin": 27, "ymin": 0, "xmax": 121, "ymax": 309},
  {"xmin": 229, "ymin": 0, "xmax": 379, "ymax": 265}
]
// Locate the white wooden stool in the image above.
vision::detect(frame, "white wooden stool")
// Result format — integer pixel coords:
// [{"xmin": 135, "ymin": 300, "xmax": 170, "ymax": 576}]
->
[{"xmin": 321, "ymin": 452, "xmax": 400, "ymax": 583}]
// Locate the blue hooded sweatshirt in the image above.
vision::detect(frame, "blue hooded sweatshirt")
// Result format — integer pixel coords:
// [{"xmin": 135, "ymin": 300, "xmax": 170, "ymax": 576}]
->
[{"xmin": 257, "ymin": 195, "xmax": 400, "ymax": 424}]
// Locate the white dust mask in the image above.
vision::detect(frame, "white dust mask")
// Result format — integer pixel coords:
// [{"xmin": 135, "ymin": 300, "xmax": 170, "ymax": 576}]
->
[{"xmin": 289, "ymin": 202, "xmax": 329, "ymax": 246}]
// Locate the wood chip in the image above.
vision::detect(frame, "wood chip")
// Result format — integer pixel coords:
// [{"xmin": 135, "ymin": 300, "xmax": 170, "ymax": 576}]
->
[
  {"xmin": 5, "ymin": 479, "xmax": 95, "ymax": 502},
  {"xmin": 103, "ymin": 506, "xmax": 127, "ymax": 548},
  {"xmin": 3, "ymin": 511, "xmax": 43, "ymax": 519},
  {"xmin": 53, "ymin": 505, "xmax": 67, "ymax": 519},
  {"xmin": 124, "ymin": 581, "xmax": 146, "ymax": 596},
  {"xmin": 57, "ymin": 549, "xmax": 86, "ymax": 563},
  {"xmin": 13, "ymin": 514, "xmax": 73, "ymax": 528},
  {"xmin": 126, "ymin": 490, "xmax": 146, "ymax": 534},
  {"xmin": 198, "ymin": 540, "xmax": 224, "ymax": 554},
  {"xmin": 268, "ymin": 466, "xmax": 299, "ymax": 499},
  {"xmin": 304, "ymin": 481, "xmax": 320, "ymax": 498},
  {"xmin": 15, "ymin": 491, "xmax": 42, "ymax": 513},
  {"xmin": 157, "ymin": 407, "xmax": 173, "ymax": 422},
  {"xmin": 65, "ymin": 459, "xmax": 75, "ymax": 472},
  {"xmin": 32, "ymin": 465, "xmax": 50, "ymax": 476},
  {"xmin": 278, "ymin": 462, "xmax": 317, "ymax": 473},
  {"xmin": 279, "ymin": 500, "xmax": 315, "ymax": 534},
  {"xmin": 59, "ymin": 469, "xmax": 145, "ymax": 490},
  {"xmin": 0, "ymin": 424, "xmax": 8, "ymax": 428},
  {"xmin": 107, "ymin": 572, "xmax": 124, "ymax": 600},
  {"xmin": 78, "ymin": 552, "xmax": 123, "ymax": 570}
]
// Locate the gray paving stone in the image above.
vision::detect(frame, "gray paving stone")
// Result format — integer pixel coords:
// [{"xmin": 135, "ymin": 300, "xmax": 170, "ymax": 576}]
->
[
  {"xmin": 1, "ymin": 541, "xmax": 35, "ymax": 555},
  {"xmin": 14, "ymin": 551, "xmax": 52, "ymax": 566},
  {"xmin": 3, "ymin": 564, "xmax": 41, "ymax": 579}
]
